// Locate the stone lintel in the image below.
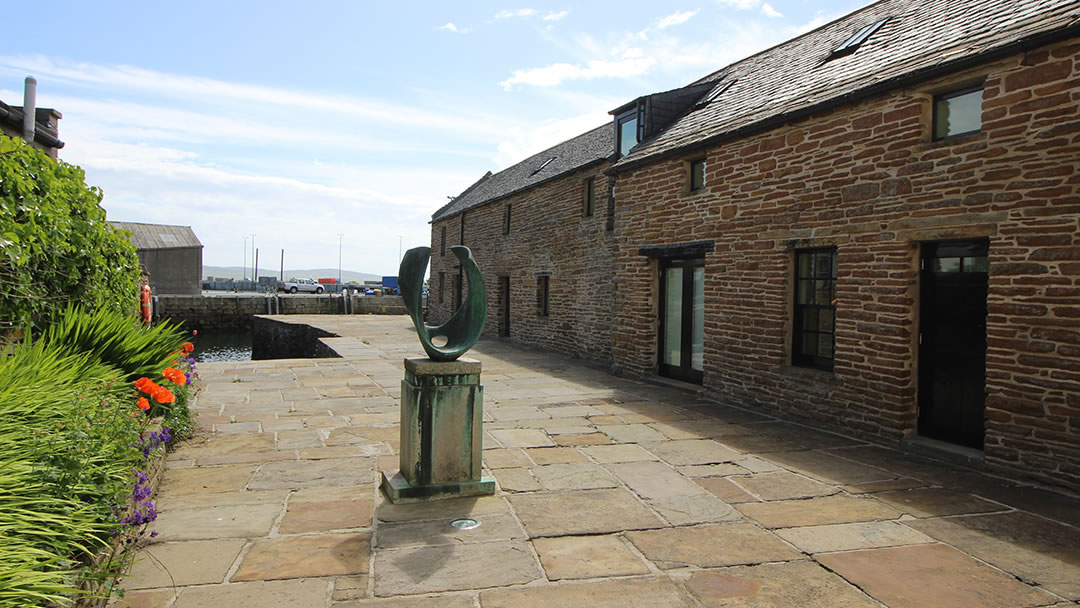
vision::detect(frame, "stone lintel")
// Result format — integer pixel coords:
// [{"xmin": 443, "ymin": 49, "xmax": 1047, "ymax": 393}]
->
[
  {"xmin": 405, "ymin": 357, "xmax": 482, "ymax": 377},
  {"xmin": 381, "ymin": 470, "xmax": 495, "ymax": 503}
]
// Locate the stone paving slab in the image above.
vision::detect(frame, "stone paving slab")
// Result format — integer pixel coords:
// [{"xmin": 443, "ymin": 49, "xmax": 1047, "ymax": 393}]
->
[
  {"xmin": 231, "ymin": 532, "xmax": 371, "ymax": 581},
  {"xmin": 129, "ymin": 316, "xmax": 1080, "ymax": 607},
  {"xmin": 818, "ymin": 543, "xmax": 1058, "ymax": 608},
  {"xmin": 478, "ymin": 576, "xmax": 699, "ymax": 608},
  {"xmin": 125, "ymin": 539, "xmax": 247, "ymax": 589},
  {"xmin": 626, "ymin": 523, "xmax": 802, "ymax": 568},
  {"xmin": 685, "ymin": 560, "xmax": 881, "ymax": 607},
  {"xmin": 532, "ymin": 534, "xmax": 650, "ymax": 580},
  {"xmin": 373, "ymin": 541, "xmax": 541, "ymax": 596}
]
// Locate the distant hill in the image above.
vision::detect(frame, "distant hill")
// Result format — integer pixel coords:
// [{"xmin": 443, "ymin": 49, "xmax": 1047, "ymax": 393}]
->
[{"xmin": 203, "ymin": 266, "xmax": 381, "ymax": 283}]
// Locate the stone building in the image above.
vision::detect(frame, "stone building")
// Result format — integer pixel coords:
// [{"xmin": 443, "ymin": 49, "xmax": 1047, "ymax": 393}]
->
[
  {"xmin": 1, "ymin": 77, "xmax": 64, "ymax": 159},
  {"xmin": 429, "ymin": 0, "xmax": 1080, "ymax": 492},
  {"xmin": 111, "ymin": 222, "xmax": 204, "ymax": 295},
  {"xmin": 429, "ymin": 125, "xmax": 616, "ymax": 361}
]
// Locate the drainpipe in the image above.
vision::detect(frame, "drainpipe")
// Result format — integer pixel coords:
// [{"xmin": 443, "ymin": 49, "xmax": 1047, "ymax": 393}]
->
[{"xmin": 22, "ymin": 77, "xmax": 36, "ymax": 142}]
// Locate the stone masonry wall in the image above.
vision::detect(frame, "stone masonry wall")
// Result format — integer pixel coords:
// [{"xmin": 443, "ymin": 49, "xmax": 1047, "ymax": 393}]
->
[
  {"xmin": 156, "ymin": 294, "xmax": 406, "ymax": 330},
  {"xmin": 429, "ymin": 163, "xmax": 617, "ymax": 363},
  {"xmin": 612, "ymin": 39, "xmax": 1080, "ymax": 490}
]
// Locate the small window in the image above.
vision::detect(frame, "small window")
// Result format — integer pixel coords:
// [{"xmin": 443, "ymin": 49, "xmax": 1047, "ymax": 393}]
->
[
  {"xmin": 933, "ymin": 87, "xmax": 982, "ymax": 140},
  {"xmin": 793, "ymin": 249, "xmax": 837, "ymax": 370},
  {"xmin": 503, "ymin": 203, "xmax": 512, "ymax": 235},
  {"xmin": 689, "ymin": 159, "xmax": 706, "ymax": 192},
  {"xmin": 697, "ymin": 79, "xmax": 735, "ymax": 108},
  {"xmin": 617, "ymin": 112, "xmax": 639, "ymax": 158},
  {"xmin": 438, "ymin": 272, "xmax": 445, "ymax": 304},
  {"xmin": 537, "ymin": 275, "xmax": 549, "ymax": 317},
  {"xmin": 532, "ymin": 156, "xmax": 556, "ymax": 176},
  {"xmin": 584, "ymin": 177, "xmax": 595, "ymax": 217},
  {"xmin": 440, "ymin": 226, "xmax": 447, "ymax": 256}
]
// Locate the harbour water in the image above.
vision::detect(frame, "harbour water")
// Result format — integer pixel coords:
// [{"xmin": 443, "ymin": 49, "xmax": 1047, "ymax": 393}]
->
[{"xmin": 191, "ymin": 328, "xmax": 252, "ymax": 362}]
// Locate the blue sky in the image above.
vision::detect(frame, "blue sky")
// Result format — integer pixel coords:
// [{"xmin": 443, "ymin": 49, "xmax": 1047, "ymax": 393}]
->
[{"xmin": 2, "ymin": 0, "xmax": 873, "ymax": 275}]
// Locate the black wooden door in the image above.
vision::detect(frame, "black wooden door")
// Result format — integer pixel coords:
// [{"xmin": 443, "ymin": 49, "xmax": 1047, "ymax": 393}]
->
[
  {"xmin": 499, "ymin": 276, "xmax": 510, "ymax": 338},
  {"xmin": 658, "ymin": 258, "xmax": 704, "ymax": 384},
  {"xmin": 918, "ymin": 240, "xmax": 989, "ymax": 449}
]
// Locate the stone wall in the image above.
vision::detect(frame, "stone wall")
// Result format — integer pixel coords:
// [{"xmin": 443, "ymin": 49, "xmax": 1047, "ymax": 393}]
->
[
  {"xmin": 611, "ymin": 39, "xmax": 1079, "ymax": 489},
  {"xmin": 428, "ymin": 162, "xmax": 617, "ymax": 363},
  {"xmin": 155, "ymin": 294, "xmax": 407, "ymax": 330},
  {"xmin": 251, "ymin": 316, "xmax": 340, "ymax": 360}
]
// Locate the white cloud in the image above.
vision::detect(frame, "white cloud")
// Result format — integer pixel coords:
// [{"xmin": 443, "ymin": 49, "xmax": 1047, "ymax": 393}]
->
[
  {"xmin": 438, "ymin": 22, "xmax": 465, "ymax": 33},
  {"xmin": 499, "ymin": 56, "xmax": 657, "ymax": 90},
  {"xmin": 495, "ymin": 8, "xmax": 536, "ymax": 19},
  {"xmin": 493, "ymin": 111, "xmax": 609, "ymax": 167},
  {"xmin": 657, "ymin": 10, "xmax": 700, "ymax": 30},
  {"xmin": 543, "ymin": 10, "xmax": 569, "ymax": 21},
  {"xmin": 0, "ymin": 56, "xmax": 513, "ymax": 138},
  {"xmin": 715, "ymin": 0, "xmax": 761, "ymax": 9},
  {"xmin": 761, "ymin": 3, "xmax": 782, "ymax": 18}
]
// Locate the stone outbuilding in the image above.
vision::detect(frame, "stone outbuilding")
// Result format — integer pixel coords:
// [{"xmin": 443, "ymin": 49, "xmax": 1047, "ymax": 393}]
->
[
  {"xmin": 111, "ymin": 222, "xmax": 203, "ymax": 295},
  {"xmin": 430, "ymin": 0, "xmax": 1080, "ymax": 493}
]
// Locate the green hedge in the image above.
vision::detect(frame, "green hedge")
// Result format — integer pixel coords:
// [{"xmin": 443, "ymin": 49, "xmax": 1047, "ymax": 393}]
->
[{"xmin": 0, "ymin": 135, "xmax": 140, "ymax": 335}]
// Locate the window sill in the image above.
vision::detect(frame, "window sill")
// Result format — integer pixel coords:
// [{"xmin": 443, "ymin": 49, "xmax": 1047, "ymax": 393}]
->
[{"xmin": 923, "ymin": 130, "xmax": 985, "ymax": 149}]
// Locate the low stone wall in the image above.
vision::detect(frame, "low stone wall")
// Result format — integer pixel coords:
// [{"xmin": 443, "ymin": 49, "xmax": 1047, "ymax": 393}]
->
[
  {"xmin": 252, "ymin": 317, "xmax": 340, "ymax": 360},
  {"xmin": 155, "ymin": 294, "xmax": 409, "ymax": 330}
]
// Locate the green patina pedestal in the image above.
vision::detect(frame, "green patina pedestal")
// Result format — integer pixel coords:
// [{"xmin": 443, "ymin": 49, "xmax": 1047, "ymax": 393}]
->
[{"xmin": 380, "ymin": 357, "xmax": 495, "ymax": 503}]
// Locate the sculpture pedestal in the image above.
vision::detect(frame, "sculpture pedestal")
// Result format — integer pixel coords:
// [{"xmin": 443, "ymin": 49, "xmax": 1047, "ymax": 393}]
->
[{"xmin": 380, "ymin": 357, "xmax": 495, "ymax": 503}]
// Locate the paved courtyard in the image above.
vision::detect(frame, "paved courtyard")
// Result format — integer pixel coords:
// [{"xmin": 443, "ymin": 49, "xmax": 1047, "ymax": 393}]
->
[{"xmin": 120, "ymin": 315, "xmax": 1080, "ymax": 607}]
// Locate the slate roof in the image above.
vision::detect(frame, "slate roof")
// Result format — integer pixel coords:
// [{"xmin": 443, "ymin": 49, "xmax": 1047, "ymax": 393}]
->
[
  {"xmin": 0, "ymin": 100, "xmax": 64, "ymax": 149},
  {"xmin": 432, "ymin": 124, "xmax": 612, "ymax": 221},
  {"xmin": 110, "ymin": 222, "xmax": 203, "ymax": 250},
  {"xmin": 613, "ymin": 0, "xmax": 1080, "ymax": 172}
]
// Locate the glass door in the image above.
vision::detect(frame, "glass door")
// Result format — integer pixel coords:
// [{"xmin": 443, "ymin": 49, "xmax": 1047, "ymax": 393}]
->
[{"xmin": 659, "ymin": 258, "xmax": 705, "ymax": 383}]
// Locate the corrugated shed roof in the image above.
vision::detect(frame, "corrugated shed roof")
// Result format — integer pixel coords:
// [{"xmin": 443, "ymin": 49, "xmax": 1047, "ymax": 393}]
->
[
  {"xmin": 110, "ymin": 222, "xmax": 203, "ymax": 250},
  {"xmin": 432, "ymin": 124, "xmax": 612, "ymax": 221},
  {"xmin": 614, "ymin": 0, "xmax": 1080, "ymax": 171}
]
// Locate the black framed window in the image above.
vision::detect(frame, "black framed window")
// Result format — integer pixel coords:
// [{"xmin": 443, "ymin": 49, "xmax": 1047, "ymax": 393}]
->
[
  {"xmin": 584, "ymin": 177, "xmax": 595, "ymax": 217},
  {"xmin": 438, "ymin": 272, "xmax": 445, "ymax": 304},
  {"xmin": 503, "ymin": 203, "xmax": 512, "ymax": 235},
  {"xmin": 689, "ymin": 158, "xmax": 706, "ymax": 191},
  {"xmin": 440, "ymin": 226, "xmax": 446, "ymax": 256},
  {"xmin": 616, "ymin": 111, "xmax": 639, "ymax": 158},
  {"xmin": 933, "ymin": 87, "xmax": 982, "ymax": 140},
  {"xmin": 537, "ymin": 275, "xmax": 549, "ymax": 317},
  {"xmin": 793, "ymin": 249, "xmax": 837, "ymax": 370}
]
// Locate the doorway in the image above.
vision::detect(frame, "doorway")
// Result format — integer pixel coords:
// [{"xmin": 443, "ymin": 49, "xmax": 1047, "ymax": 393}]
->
[
  {"xmin": 499, "ymin": 276, "xmax": 510, "ymax": 337},
  {"xmin": 658, "ymin": 258, "xmax": 705, "ymax": 383},
  {"xmin": 918, "ymin": 240, "xmax": 989, "ymax": 449}
]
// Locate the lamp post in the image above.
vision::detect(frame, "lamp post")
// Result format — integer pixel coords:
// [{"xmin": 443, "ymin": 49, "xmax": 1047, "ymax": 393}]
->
[
  {"xmin": 338, "ymin": 233, "xmax": 344, "ymax": 284},
  {"xmin": 243, "ymin": 236, "xmax": 249, "ymax": 280},
  {"xmin": 398, "ymin": 235, "xmax": 403, "ymax": 266},
  {"xmin": 249, "ymin": 234, "xmax": 256, "ymax": 287}
]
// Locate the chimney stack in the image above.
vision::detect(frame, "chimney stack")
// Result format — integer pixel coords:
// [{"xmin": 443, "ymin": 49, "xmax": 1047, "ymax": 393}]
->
[{"xmin": 22, "ymin": 76, "xmax": 37, "ymax": 142}]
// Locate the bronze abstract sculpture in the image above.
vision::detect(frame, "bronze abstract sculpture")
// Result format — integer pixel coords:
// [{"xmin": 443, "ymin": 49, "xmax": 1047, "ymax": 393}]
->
[{"xmin": 399, "ymin": 245, "xmax": 487, "ymax": 361}]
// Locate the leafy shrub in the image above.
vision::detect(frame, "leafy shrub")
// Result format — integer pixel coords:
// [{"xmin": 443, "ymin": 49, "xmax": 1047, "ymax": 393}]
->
[
  {"xmin": 0, "ymin": 135, "xmax": 140, "ymax": 335},
  {"xmin": 0, "ymin": 307, "xmax": 198, "ymax": 606}
]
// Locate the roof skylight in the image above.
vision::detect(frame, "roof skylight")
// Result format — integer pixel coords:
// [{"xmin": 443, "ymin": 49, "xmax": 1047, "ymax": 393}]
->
[
  {"xmin": 829, "ymin": 17, "xmax": 889, "ymax": 59},
  {"xmin": 697, "ymin": 79, "xmax": 736, "ymax": 108},
  {"xmin": 531, "ymin": 156, "xmax": 556, "ymax": 175}
]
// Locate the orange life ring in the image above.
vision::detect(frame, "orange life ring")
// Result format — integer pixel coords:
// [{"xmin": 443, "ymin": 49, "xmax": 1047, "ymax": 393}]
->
[{"xmin": 140, "ymin": 285, "xmax": 152, "ymax": 324}]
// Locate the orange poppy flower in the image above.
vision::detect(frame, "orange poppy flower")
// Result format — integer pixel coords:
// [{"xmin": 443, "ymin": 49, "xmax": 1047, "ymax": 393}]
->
[
  {"xmin": 134, "ymin": 377, "xmax": 156, "ymax": 393},
  {"xmin": 152, "ymin": 386, "xmax": 176, "ymax": 404},
  {"xmin": 137, "ymin": 397, "xmax": 150, "ymax": 411},
  {"xmin": 162, "ymin": 368, "xmax": 187, "ymax": 385},
  {"xmin": 182, "ymin": 342, "xmax": 194, "ymax": 354}
]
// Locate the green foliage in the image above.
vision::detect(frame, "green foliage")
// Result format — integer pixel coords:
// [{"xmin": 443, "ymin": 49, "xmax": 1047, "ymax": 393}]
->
[
  {"xmin": 0, "ymin": 307, "xmax": 198, "ymax": 607},
  {"xmin": 0, "ymin": 135, "xmax": 140, "ymax": 335}
]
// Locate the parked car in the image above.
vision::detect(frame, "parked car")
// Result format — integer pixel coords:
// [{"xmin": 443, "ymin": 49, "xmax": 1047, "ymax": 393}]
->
[{"xmin": 279, "ymin": 278, "xmax": 324, "ymax": 294}]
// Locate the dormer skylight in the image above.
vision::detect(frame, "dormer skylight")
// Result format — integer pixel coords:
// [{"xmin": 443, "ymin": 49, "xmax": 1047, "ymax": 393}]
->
[
  {"xmin": 828, "ymin": 17, "xmax": 889, "ymax": 60},
  {"xmin": 531, "ymin": 156, "xmax": 556, "ymax": 175}
]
